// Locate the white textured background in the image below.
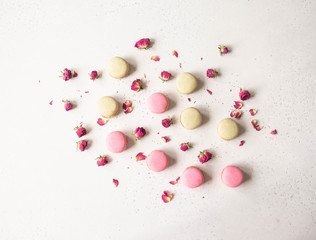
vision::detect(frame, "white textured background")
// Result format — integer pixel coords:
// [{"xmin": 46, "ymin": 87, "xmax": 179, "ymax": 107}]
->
[{"xmin": 1, "ymin": 0, "xmax": 316, "ymax": 239}]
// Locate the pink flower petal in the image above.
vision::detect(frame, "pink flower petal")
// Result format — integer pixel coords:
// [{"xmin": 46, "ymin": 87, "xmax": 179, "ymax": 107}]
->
[
  {"xmin": 270, "ymin": 129, "xmax": 277, "ymax": 135},
  {"xmin": 188, "ymin": 98, "xmax": 191, "ymax": 102},
  {"xmin": 169, "ymin": 177, "xmax": 180, "ymax": 185},
  {"xmin": 251, "ymin": 119, "xmax": 263, "ymax": 131},
  {"xmin": 171, "ymin": 50, "xmax": 178, "ymax": 58},
  {"xmin": 136, "ymin": 152, "xmax": 146, "ymax": 161},
  {"xmin": 230, "ymin": 110, "xmax": 236, "ymax": 118},
  {"xmin": 113, "ymin": 179, "xmax": 119, "ymax": 187},
  {"xmin": 151, "ymin": 56, "xmax": 160, "ymax": 61},
  {"xmin": 255, "ymin": 125, "xmax": 263, "ymax": 131},
  {"xmin": 161, "ymin": 136, "xmax": 170, "ymax": 143},
  {"xmin": 233, "ymin": 101, "xmax": 243, "ymax": 109},
  {"xmin": 97, "ymin": 118, "xmax": 108, "ymax": 126},
  {"xmin": 206, "ymin": 89, "xmax": 212, "ymax": 95},
  {"xmin": 124, "ymin": 107, "xmax": 133, "ymax": 114},
  {"xmin": 162, "ymin": 191, "xmax": 173, "ymax": 203},
  {"xmin": 249, "ymin": 109, "xmax": 257, "ymax": 116},
  {"xmin": 235, "ymin": 110, "xmax": 242, "ymax": 119},
  {"xmin": 49, "ymin": 100, "xmax": 53, "ymax": 105},
  {"xmin": 84, "ymin": 91, "xmax": 89, "ymax": 93},
  {"xmin": 239, "ymin": 140, "xmax": 245, "ymax": 146}
]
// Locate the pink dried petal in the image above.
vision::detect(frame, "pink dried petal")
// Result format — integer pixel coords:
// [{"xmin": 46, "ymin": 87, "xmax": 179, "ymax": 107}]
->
[
  {"xmin": 161, "ymin": 136, "xmax": 170, "ymax": 143},
  {"xmin": 160, "ymin": 71, "xmax": 172, "ymax": 81},
  {"xmin": 233, "ymin": 101, "xmax": 243, "ymax": 109},
  {"xmin": 255, "ymin": 125, "xmax": 263, "ymax": 131},
  {"xmin": 84, "ymin": 91, "xmax": 89, "ymax": 93},
  {"xmin": 251, "ymin": 119, "xmax": 263, "ymax": 131},
  {"xmin": 49, "ymin": 100, "xmax": 53, "ymax": 105},
  {"xmin": 136, "ymin": 152, "xmax": 146, "ymax": 161},
  {"xmin": 73, "ymin": 71, "xmax": 78, "ymax": 78},
  {"xmin": 97, "ymin": 118, "xmax": 108, "ymax": 126},
  {"xmin": 230, "ymin": 110, "xmax": 236, "ymax": 117},
  {"xmin": 188, "ymin": 98, "xmax": 191, "ymax": 102},
  {"xmin": 113, "ymin": 179, "xmax": 119, "ymax": 187},
  {"xmin": 169, "ymin": 177, "xmax": 180, "ymax": 185},
  {"xmin": 162, "ymin": 191, "xmax": 173, "ymax": 203},
  {"xmin": 235, "ymin": 110, "xmax": 242, "ymax": 119},
  {"xmin": 270, "ymin": 129, "xmax": 277, "ymax": 135},
  {"xmin": 239, "ymin": 140, "xmax": 245, "ymax": 146},
  {"xmin": 131, "ymin": 79, "xmax": 143, "ymax": 92},
  {"xmin": 134, "ymin": 38, "xmax": 150, "ymax": 49},
  {"xmin": 96, "ymin": 155, "xmax": 108, "ymax": 166},
  {"xmin": 249, "ymin": 109, "xmax": 257, "ymax": 116},
  {"xmin": 151, "ymin": 56, "xmax": 160, "ymax": 61},
  {"xmin": 123, "ymin": 100, "xmax": 132, "ymax": 109},
  {"xmin": 206, "ymin": 89, "xmax": 212, "ymax": 95},
  {"xmin": 171, "ymin": 50, "xmax": 178, "ymax": 57},
  {"xmin": 124, "ymin": 107, "xmax": 133, "ymax": 114}
]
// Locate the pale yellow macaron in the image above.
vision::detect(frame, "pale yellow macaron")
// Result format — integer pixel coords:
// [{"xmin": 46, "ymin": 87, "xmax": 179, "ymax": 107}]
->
[
  {"xmin": 217, "ymin": 118, "xmax": 239, "ymax": 140},
  {"xmin": 107, "ymin": 57, "xmax": 130, "ymax": 79},
  {"xmin": 96, "ymin": 96, "xmax": 119, "ymax": 118},
  {"xmin": 176, "ymin": 72, "xmax": 198, "ymax": 94},
  {"xmin": 180, "ymin": 107, "xmax": 202, "ymax": 130}
]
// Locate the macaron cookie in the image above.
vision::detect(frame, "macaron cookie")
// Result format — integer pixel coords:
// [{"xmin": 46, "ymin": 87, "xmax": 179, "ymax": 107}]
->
[
  {"xmin": 182, "ymin": 166, "xmax": 204, "ymax": 188},
  {"xmin": 96, "ymin": 96, "xmax": 119, "ymax": 118},
  {"xmin": 147, "ymin": 92, "xmax": 169, "ymax": 114},
  {"xmin": 221, "ymin": 166, "xmax": 243, "ymax": 187},
  {"xmin": 106, "ymin": 131, "xmax": 127, "ymax": 153},
  {"xmin": 217, "ymin": 118, "xmax": 239, "ymax": 140},
  {"xmin": 180, "ymin": 107, "xmax": 202, "ymax": 130},
  {"xmin": 146, "ymin": 150, "xmax": 168, "ymax": 172},
  {"xmin": 176, "ymin": 72, "xmax": 198, "ymax": 94},
  {"xmin": 107, "ymin": 57, "xmax": 130, "ymax": 79}
]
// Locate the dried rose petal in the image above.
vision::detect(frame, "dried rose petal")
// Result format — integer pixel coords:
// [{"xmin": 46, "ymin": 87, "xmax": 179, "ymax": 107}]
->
[
  {"xmin": 206, "ymin": 69, "xmax": 217, "ymax": 78},
  {"xmin": 134, "ymin": 127, "xmax": 146, "ymax": 140},
  {"xmin": 270, "ymin": 129, "xmax": 277, "ymax": 135},
  {"xmin": 113, "ymin": 179, "xmax": 119, "ymax": 187},
  {"xmin": 251, "ymin": 119, "xmax": 263, "ymax": 131},
  {"xmin": 206, "ymin": 89, "xmax": 212, "ymax": 95},
  {"xmin": 239, "ymin": 140, "xmax": 245, "ymax": 146},
  {"xmin": 169, "ymin": 177, "xmax": 180, "ymax": 185},
  {"xmin": 151, "ymin": 56, "xmax": 160, "ymax": 61},
  {"xmin": 162, "ymin": 118, "xmax": 172, "ymax": 128},
  {"xmin": 162, "ymin": 191, "xmax": 173, "ymax": 203},
  {"xmin": 49, "ymin": 100, "xmax": 53, "ymax": 105},
  {"xmin": 62, "ymin": 100, "xmax": 72, "ymax": 111},
  {"xmin": 77, "ymin": 140, "xmax": 87, "ymax": 152},
  {"xmin": 255, "ymin": 125, "xmax": 263, "ymax": 131},
  {"xmin": 124, "ymin": 107, "xmax": 133, "ymax": 114},
  {"xmin": 239, "ymin": 89, "xmax": 251, "ymax": 101},
  {"xmin": 230, "ymin": 110, "xmax": 236, "ymax": 118},
  {"xmin": 96, "ymin": 155, "xmax": 108, "ymax": 166},
  {"xmin": 171, "ymin": 50, "xmax": 178, "ymax": 57},
  {"xmin": 73, "ymin": 71, "xmax": 78, "ymax": 78},
  {"xmin": 131, "ymin": 79, "xmax": 143, "ymax": 92},
  {"xmin": 198, "ymin": 150, "xmax": 212, "ymax": 164},
  {"xmin": 84, "ymin": 91, "xmax": 89, "ymax": 93},
  {"xmin": 135, "ymin": 38, "xmax": 150, "ymax": 49},
  {"xmin": 161, "ymin": 136, "xmax": 170, "ymax": 143},
  {"xmin": 235, "ymin": 110, "xmax": 242, "ymax": 119},
  {"xmin": 123, "ymin": 100, "xmax": 133, "ymax": 114},
  {"xmin": 160, "ymin": 71, "xmax": 172, "ymax": 81},
  {"xmin": 89, "ymin": 70, "xmax": 98, "ymax": 80},
  {"xmin": 97, "ymin": 118, "xmax": 108, "ymax": 126},
  {"xmin": 249, "ymin": 109, "xmax": 257, "ymax": 116},
  {"xmin": 74, "ymin": 124, "xmax": 86, "ymax": 138},
  {"xmin": 218, "ymin": 45, "xmax": 229, "ymax": 55},
  {"xmin": 136, "ymin": 152, "xmax": 146, "ymax": 161},
  {"xmin": 188, "ymin": 98, "xmax": 191, "ymax": 102},
  {"xmin": 234, "ymin": 101, "xmax": 243, "ymax": 109},
  {"xmin": 180, "ymin": 142, "xmax": 191, "ymax": 151}
]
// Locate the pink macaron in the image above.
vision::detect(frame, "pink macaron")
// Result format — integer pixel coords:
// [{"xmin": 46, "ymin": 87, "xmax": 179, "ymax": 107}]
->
[
  {"xmin": 106, "ymin": 131, "xmax": 127, "ymax": 153},
  {"xmin": 147, "ymin": 92, "xmax": 169, "ymax": 114},
  {"xmin": 146, "ymin": 150, "xmax": 168, "ymax": 172},
  {"xmin": 221, "ymin": 165, "xmax": 243, "ymax": 187},
  {"xmin": 182, "ymin": 166, "xmax": 204, "ymax": 188}
]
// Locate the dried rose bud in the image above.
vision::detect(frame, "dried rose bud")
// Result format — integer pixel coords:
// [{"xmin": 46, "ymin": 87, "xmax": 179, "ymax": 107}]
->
[
  {"xmin": 198, "ymin": 150, "xmax": 212, "ymax": 164},
  {"xmin": 180, "ymin": 142, "xmax": 191, "ymax": 151},
  {"xmin": 134, "ymin": 38, "xmax": 150, "ymax": 49},
  {"xmin": 161, "ymin": 136, "xmax": 170, "ymax": 143},
  {"xmin": 131, "ymin": 79, "xmax": 143, "ymax": 92},
  {"xmin": 134, "ymin": 127, "xmax": 146, "ymax": 140},
  {"xmin": 60, "ymin": 68, "xmax": 73, "ymax": 81},
  {"xmin": 239, "ymin": 89, "xmax": 251, "ymax": 101},
  {"xmin": 62, "ymin": 100, "xmax": 72, "ymax": 111},
  {"xmin": 206, "ymin": 69, "xmax": 217, "ymax": 78},
  {"xmin": 159, "ymin": 71, "xmax": 172, "ymax": 81},
  {"xmin": 77, "ymin": 140, "xmax": 87, "ymax": 152},
  {"xmin": 161, "ymin": 118, "xmax": 172, "ymax": 128},
  {"xmin": 89, "ymin": 70, "xmax": 98, "ymax": 80},
  {"xmin": 96, "ymin": 155, "xmax": 108, "ymax": 166},
  {"xmin": 218, "ymin": 45, "xmax": 229, "ymax": 55},
  {"xmin": 74, "ymin": 124, "xmax": 86, "ymax": 138}
]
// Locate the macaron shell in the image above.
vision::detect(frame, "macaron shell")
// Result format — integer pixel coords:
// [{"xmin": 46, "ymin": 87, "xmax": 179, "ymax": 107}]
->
[
  {"xmin": 146, "ymin": 150, "xmax": 168, "ymax": 172},
  {"xmin": 106, "ymin": 131, "xmax": 127, "ymax": 153},
  {"xmin": 182, "ymin": 166, "xmax": 204, "ymax": 188},
  {"xmin": 96, "ymin": 96, "xmax": 119, "ymax": 118},
  {"xmin": 107, "ymin": 57, "xmax": 130, "ymax": 79},
  {"xmin": 180, "ymin": 107, "xmax": 202, "ymax": 130},
  {"xmin": 217, "ymin": 118, "xmax": 239, "ymax": 140},
  {"xmin": 221, "ymin": 166, "xmax": 243, "ymax": 187},
  {"xmin": 147, "ymin": 93, "xmax": 169, "ymax": 114},
  {"xmin": 176, "ymin": 72, "xmax": 198, "ymax": 94}
]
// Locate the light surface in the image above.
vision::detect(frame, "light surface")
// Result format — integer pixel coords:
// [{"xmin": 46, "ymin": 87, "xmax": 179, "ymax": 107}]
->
[{"xmin": 0, "ymin": 0, "xmax": 316, "ymax": 239}]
